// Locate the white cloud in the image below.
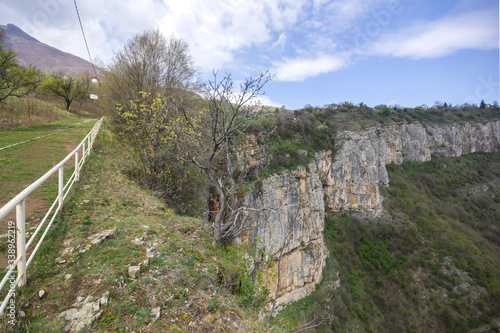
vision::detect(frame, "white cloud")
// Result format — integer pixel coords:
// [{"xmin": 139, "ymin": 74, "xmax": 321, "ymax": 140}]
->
[
  {"xmin": 0, "ymin": 0, "xmax": 167, "ymax": 66},
  {"xmin": 368, "ymin": 9, "xmax": 499, "ymax": 58},
  {"xmin": 326, "ymin": 0, "xmax": 365, "ymax": 21},
  {"xmin": 304, "ymin": 0, "xmax": 399, "ymax": 36},
  {"xmin": 272, "ymin": 33, "xmax": 287, "ymax": 51},
  {"xmin": 1, "ymin": 0, "xmax": 497, "ymax": 85},
  {"xmin": 3, "ymin": 0, "xmax": 305, "ymax": 70},
  {"xmin": 272, "ymin": 6, "xmax": 499, "ymax": 82},
  {"xmin": 158, "ymin": 0, "xmax": 307, "ymax": 70},
  {"xmin": 255, "ymin": 95, "xmax": 284, "ymax": 108},
  {"xmin": 273, "ymin": 53, "xmax": 349, "ymax": 81}
]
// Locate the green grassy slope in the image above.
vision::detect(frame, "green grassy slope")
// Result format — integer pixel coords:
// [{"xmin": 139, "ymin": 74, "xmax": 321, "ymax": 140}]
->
[
  {"xmin": 0, "ymin": 94, "xmax": 100, "ymax": 131},
  {"xmin": 2, "ymin": 124, "xmax": 272, "ymax": 332}
]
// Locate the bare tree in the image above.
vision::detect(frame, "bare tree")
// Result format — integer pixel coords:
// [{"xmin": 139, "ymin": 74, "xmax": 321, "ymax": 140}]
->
[
  {"xmin": 174, "ymin": 71, "xmax": 273, "ymax": 244},
  {"xmin": 291, "ymin": 314, "xmax": 331, "ymax": 332},
  {"xmin": 102, "ymin": 28, "xmax": 200, "ymax": 112}
]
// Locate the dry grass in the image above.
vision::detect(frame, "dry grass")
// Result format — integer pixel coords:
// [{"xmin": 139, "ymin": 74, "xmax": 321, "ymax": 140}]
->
[{"xmin": 0, "ymin": 94, "xmax": 100, "ymax": 131}]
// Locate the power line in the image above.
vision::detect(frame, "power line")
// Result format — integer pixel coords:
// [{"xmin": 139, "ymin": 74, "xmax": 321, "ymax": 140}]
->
[{"xmin": 73, "ymin": 0, "xmax": 98, "ymax": 78}]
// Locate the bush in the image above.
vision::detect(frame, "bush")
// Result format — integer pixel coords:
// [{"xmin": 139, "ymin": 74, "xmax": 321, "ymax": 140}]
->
[
  {"xmin": 215, "ymin": 245, "xmax": 268, "ymax": 308},
  {"xmin": 259, "ymin": 109, "xmax": 338, "ymax": 176},
  {"xmin": 357, "ymin": 236, "xmax": 396, "ymax": 273}
]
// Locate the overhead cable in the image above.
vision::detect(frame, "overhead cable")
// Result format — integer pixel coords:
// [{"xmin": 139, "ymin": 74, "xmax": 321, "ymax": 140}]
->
[{"xmin": 73, "ymin": 0, "xmax": 98, "ymax": 78}]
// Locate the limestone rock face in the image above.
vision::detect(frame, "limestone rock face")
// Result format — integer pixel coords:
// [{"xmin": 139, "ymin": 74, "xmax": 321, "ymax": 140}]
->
[
  {"xmin": 322, "ymin": 121, "xmax": 500, "ymax": 215},
  {"xmin": 241, "ymin": 164, "xmax": 328, "ymax": 305},
  {"xmin": 319, "ymin": 130, "xmax": 389, "ymax": 215}
]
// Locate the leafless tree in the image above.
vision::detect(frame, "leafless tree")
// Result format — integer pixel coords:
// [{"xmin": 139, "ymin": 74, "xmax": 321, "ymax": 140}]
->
[
  {"xmin": 291, "ymin": 314, "xmax": 331, "ymax": 332},
  {"xmin": 175, "ymin": 71, "xmax": 273, "ymax": 244},
  {"xmin": 102, "ymin": 28, "xmax": 200, "ymax": 127}
]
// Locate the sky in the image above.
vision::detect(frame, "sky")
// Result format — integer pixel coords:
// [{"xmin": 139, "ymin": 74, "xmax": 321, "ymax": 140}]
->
[{"xmin": 0, "ymin": 0, "xmax": 498, "ymax": 109}]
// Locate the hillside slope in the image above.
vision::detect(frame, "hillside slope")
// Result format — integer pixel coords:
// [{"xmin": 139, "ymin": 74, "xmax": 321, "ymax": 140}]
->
[
  {"xmin": 0, "ymin": 24, "xmax": 93, "ymax": 75},
  {"xmin": 3, "ymin": 110, "xmax": 500, "ymax": 332},
  {"xmin": 3, "ymin": 124, "xmax": 272, "ymax": 332}
]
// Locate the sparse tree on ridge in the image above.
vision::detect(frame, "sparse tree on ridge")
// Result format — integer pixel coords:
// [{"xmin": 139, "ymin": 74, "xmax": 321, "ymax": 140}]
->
[
  {"xmin": 433, "ymin": 100, "xmax": 444, "ymax": 108},
  {"xmin": 38, "ymin": 72, "xmax": 90, "ymax": 111}
]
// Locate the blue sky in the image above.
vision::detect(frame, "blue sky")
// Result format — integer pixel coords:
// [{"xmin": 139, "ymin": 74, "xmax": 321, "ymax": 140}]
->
[{"xmin": 1, "ymin": 0, "xmax": 498, "ymax": 109}]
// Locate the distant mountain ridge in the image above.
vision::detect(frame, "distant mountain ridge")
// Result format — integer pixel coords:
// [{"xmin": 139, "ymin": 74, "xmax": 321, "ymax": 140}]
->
[{"xmin": 0, "ymin": 23, "xmax": 93, "ymax": 76}]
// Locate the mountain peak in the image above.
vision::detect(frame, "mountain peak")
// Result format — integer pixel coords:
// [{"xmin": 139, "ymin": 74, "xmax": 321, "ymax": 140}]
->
[
  {"xmin": 1, "ymin": 24, "xmax": 39, "ymax": 43},
  {"xmin": 0, "ymin": 23, "xmax": 93, "ymax": 76}
]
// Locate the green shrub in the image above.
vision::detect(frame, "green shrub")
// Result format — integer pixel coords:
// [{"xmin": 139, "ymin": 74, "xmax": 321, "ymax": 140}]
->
[
  {"xmin": 357, "ymin": 236, "xmax": 396, "ymax": 273},
  {"xmin": 215, "ymin": 245, "xmax": 269, "ymax": 308},
  {"xmin": 258, "ymin": 109, "xmax": 338, "ymax": 176}
]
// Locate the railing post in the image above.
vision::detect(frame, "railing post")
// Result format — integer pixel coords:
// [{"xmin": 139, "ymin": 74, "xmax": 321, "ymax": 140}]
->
[
  {"xmin": 82, "ymin": 141, "xmax": 86, "ymax": 163},
  {"xmin": 75, "ymin": 151, "xmax": 79, "ymax": 181},
  {"xmin": 16, "ymin": 200, "xmax": 26, "ymax": 287},
  {"xmin": 58, "ymin": 166, "xmax": 64, "ymax": 207}
]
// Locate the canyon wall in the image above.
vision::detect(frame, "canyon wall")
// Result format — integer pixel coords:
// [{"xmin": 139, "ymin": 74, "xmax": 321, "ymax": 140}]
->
[
  {"xmin": 239, "ymin": 120, "xmax": 500, "ymax": 305},
  {"xmin": 241, "ymin": 164, "xmax": 328, "ymax": 305},
  {"xmin": 321, "ymin": 120, "xmax": 500, "ymax": 215}
]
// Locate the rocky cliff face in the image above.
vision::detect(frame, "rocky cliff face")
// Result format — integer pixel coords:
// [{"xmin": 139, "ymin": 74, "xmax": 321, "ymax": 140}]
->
[
  {"xmin": 239, "ymin": 120, "xmax": 500, "ymax": 305},
  {"xmin": 321, "ymin": 120, "xmax": 500, "ymax": 215},
  {"xmin": 240, "ymin": 164, "xmax": 328, "ymax": 305}
]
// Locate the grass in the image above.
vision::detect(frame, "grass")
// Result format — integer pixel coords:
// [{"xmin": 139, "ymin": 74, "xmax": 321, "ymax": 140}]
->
[
  {"xmin": 0, "ymin": 94, "xmax": 99, "ymax": 131},
  {"xmin": 0, "ymin": 119, "xmax": 98, "ymax": 227},
  {"xmin": 2, "ymin": 123, "xmax": 275, "ymax": 332},
  {"xmin": 0, "ymin": 118, "xmax": 90, "ymax": 148}
]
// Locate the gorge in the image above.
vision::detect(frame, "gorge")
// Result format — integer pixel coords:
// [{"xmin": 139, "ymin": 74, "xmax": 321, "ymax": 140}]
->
[{"xmin": 240, "ymin": 120, "xmax": 500, "ymax": 305}]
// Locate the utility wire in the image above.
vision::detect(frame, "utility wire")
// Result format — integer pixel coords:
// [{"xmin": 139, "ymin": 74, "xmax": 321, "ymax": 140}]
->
[{"xmin": 73, "ymin": 0, "xmax": 98, "ymax": 78}]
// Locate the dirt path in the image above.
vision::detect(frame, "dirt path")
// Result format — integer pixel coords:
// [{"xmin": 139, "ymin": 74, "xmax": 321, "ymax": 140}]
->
[{"xmin": 0, "ymin": 119, "xmax": 96, "ymax": 151}]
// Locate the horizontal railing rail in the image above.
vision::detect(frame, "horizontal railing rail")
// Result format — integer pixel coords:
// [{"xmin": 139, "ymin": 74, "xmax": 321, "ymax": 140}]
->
[{"xmin": 0, "ymin": 118, "xmax": 103, "ymax": 315}]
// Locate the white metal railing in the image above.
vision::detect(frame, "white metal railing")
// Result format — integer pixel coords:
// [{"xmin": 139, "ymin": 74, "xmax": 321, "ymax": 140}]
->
[{"xmin": 0, "ymin": 118, "xmax": 103, "ymax": 315}]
